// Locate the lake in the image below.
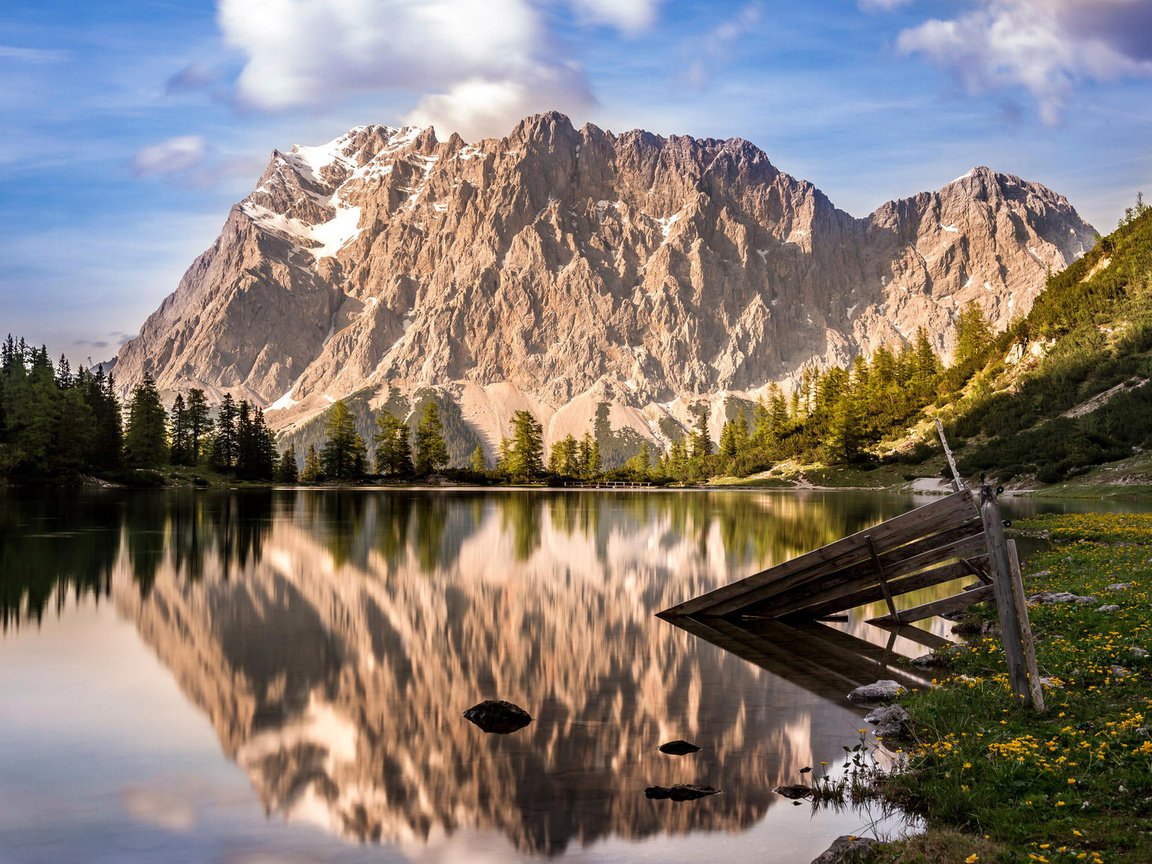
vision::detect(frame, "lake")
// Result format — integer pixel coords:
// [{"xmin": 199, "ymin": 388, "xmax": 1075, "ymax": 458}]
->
[{"xmin": 0, "ymin": 488, "xmax": 1140, "ymax": 863}]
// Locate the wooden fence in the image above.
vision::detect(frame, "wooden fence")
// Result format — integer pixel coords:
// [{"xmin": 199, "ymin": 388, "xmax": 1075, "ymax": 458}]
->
[{"xmin": 660, "ymin": 481, "xmax": 1045, "ymax": 711}]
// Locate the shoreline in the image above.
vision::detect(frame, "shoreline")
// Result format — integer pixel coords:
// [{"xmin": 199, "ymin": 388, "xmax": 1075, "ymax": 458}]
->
[{"xmin": 857, "ymin": 511, "xmax": 1152, "ymax": 863}]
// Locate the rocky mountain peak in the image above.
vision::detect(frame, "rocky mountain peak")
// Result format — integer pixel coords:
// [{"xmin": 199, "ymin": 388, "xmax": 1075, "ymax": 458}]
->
[{"xmin": 113, "ymin": 112, "xmax": 1097, "ymax": 457}]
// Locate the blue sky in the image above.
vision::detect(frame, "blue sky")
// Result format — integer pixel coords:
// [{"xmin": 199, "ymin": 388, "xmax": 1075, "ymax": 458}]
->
[{"xmin": 2, "ymin": 0, "xmax": 1151, "ymax": 362}]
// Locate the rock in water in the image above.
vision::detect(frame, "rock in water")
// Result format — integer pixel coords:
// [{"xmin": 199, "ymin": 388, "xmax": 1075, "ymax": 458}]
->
[
  {"xmin": 644, "ymin": 784, "xmax": 720, "ymax": 801},
  {"xmin": 463, "ymin": 700, "xmax": 533, "ymax": 734},
  {"xmin": 772, "ymin": 784, "xmax": 813, "ymax": 800},
  {"xmin": 847, "ymin": 680, "xmax": 905, "ymax": 704},
  {"xmin": 810, "ymin": 835, "xmax": 878, "ymax": 864},
  {"xmin": 863, "ymin": 704, "xmax": 910, "ymax": 739},
  {"xmin": 658, "ymin": 739, "xmax": 701, "ymax": 755}
]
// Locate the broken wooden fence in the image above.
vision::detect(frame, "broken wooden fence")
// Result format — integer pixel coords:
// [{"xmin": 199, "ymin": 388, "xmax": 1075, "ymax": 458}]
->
[{"xmin": 660, "ymin": 484, "xmax": 1045, "ymax": 711}]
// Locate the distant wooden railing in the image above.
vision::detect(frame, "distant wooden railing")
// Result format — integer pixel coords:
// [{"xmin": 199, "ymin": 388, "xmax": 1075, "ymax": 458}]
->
[{"xmin": 563, "ymin": 480, "xmax": 655, "ymax": 489}]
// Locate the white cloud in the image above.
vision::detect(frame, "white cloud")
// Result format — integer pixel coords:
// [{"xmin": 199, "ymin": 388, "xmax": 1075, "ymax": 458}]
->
[
  {"xmin": 215, "ymin": 0, "xmax": 655, "ymax": 139},
  {"xmin": 406, "ymin": 68, "xmax": 595, "ymax": 142},
  {"xmin": 897, "ymin": 0, "xmax": 1152, "ymax": 123},
  {"xmin": 569, "ymin": 0, "xmax": 662, "ymax": 33},
  {"xmin": 133, "ymin": 136, "xmax": 208, "ymax": 176}
]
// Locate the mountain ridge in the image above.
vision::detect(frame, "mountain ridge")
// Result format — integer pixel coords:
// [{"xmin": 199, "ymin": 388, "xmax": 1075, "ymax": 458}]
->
[{"xmin": 113, "ymin": 111, "xmax": 1096, "ymax": 457}]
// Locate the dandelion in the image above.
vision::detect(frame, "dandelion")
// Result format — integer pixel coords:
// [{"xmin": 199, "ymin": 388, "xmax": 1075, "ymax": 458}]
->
[{"xmin": 965, "ymin": 855, "xmax": 979, "ymax": 863}]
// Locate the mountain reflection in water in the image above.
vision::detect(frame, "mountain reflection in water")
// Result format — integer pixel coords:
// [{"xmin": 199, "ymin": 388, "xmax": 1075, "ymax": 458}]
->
[{"xmin": 3, "ymin": 488, "xmax": 936, "ymax": 857}]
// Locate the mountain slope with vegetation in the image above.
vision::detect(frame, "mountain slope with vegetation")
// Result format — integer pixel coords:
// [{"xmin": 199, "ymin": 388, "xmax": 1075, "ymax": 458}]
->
[{"xmin": 943, "ymin": 201, "xmax": 1152, "ymax": 485}]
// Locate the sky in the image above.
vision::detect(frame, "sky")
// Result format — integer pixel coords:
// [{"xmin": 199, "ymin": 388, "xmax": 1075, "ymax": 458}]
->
[{"xmin": 2, "ymin": 0, "xmax": 1151, "ymax": 363}]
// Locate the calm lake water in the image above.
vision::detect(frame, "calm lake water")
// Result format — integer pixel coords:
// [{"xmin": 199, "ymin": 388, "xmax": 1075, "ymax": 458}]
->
[{"xmin": 0, "ymin": 488, "xmax": 1142, "ymax": 864}]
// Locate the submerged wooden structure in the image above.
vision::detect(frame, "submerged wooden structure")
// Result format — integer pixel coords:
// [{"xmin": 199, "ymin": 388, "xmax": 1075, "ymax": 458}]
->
[
  {"xmin": 660, "ymin": 489, "xmax": 992, "ymax": 625},
  {"xmin": 660, "ymin": 470, "xmax": 1045, "ymax": 710}
]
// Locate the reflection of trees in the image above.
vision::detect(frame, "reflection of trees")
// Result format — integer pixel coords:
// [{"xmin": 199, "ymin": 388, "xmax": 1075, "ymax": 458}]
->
[
  {"xmin": 0, "ymin": 489, "xmax": 278, "ymax": 627},
  {"xmin": 110, "ymin": 489, "xmax": 916, "ymax": 856},
  {"xmin": 0, "ymin": 490, "xmax": 122, "ymax": 630}
]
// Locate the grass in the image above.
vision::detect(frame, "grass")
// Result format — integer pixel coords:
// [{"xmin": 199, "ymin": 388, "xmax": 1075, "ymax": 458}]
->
[{"xmin": 863, "ymin": 513, "xmax": 1152, "ymax": 863}]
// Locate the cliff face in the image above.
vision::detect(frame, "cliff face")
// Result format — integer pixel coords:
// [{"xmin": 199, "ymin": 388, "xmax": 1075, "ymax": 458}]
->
[{"xmin": 114, "ymin": 112, "xmax": 1096, "ymax": 451}]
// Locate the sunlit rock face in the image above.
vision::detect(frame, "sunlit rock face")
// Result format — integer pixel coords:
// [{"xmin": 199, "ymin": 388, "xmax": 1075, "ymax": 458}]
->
[
  {"xmin": 110, "ymin": 490, "xmax": 913, "ymax": 854},
  {"xmin": 113, "ymin": 112, "xmax": 1096, "ymax": 453}
]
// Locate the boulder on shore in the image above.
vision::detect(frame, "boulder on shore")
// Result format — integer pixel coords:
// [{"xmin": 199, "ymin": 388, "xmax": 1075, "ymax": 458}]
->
[{"xmin": 810, "ymin": 834, "xmax": 878, "ymax": 864}]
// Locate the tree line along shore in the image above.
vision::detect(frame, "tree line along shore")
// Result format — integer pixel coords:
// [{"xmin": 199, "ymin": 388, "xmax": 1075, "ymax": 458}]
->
[{"xmin": 0, "ymin": 308, "xmax": 997, "ymax": 487}]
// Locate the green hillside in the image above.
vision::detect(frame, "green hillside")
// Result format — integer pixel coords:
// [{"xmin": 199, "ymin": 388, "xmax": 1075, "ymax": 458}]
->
[{"xmin": 942, "ymin": 203, "xmax": 1152, "ymax": 485}]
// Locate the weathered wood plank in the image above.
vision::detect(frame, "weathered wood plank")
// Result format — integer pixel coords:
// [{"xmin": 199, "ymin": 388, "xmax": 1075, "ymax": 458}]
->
[
  {"xmin": 869, "ymin": 622, "xmax": 953, "ymax": 652},
  {"xmin": 662, "ymin": 491, "xmax": 979, "ymax": 618},
  {"xmin": 765, "ymin": 556, "xmax": 987, "ymax": 621},
  {"xmin": 867, "ymin": 583, "xmax": 995, "ymax": 625},
  {"xmin": 1008, "ymin": 538, "xmax": 1045, "ymax": 712},
  {"xmin": 744, "ymin": 533, "xmax": 988, "ymax": 619},
  {"xmin": 981, "ymin": 489, "xmax": 1036, "ymax": 708}
]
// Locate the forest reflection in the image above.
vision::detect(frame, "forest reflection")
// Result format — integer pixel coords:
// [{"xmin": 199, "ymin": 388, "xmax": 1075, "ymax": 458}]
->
[{"xmin": 2, "ymin": 487, "xmax": 922, "ymax": 856}]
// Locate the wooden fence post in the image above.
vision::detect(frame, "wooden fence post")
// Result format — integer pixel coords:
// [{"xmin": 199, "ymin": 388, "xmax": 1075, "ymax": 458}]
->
[
  {"xmin": 1007, "ymin": 538, "xmax": 1046, "ymax": 712},
  {"xmin": 979, "ymin": 484, "xmax": 1044, "ymax": 711}
]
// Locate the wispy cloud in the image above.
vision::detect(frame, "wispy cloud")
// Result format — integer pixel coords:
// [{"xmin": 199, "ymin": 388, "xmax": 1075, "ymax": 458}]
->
[
  {"xmin": 0, "ymin": 45, "xmax": 69, "ymax": 63},
  {"xmin": 896, "ymin": 0, "xmax": 1152, "ymax": 123},
  {"xmin": 858, "ymin": 0, "xmax": 915, "ymax": 11},
  {"xmin": 681, "ymin": 2, "xmax": 762, "ymax": 91},
  {"xmin": 133, "ymin": 136, "xmax": 208, "ymax": 176},
  {"xmin": 132, "ymin": 135, "xmax": 265, "ymax": 188}
]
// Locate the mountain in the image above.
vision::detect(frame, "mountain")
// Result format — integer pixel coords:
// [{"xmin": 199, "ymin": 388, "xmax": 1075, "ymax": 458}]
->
[{"xmin": 113, "ymin": 112, "xmax": 1096, "ymax": 457}]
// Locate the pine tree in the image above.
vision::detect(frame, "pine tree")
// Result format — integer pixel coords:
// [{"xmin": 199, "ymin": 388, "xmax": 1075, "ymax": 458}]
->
[
  {"xmin": 413, "ymin": 400, "xmax": 449, "ymax": 475},
  {"xmin": 321, "ymin": 399, "xmax": 362, "ymax": 480},
  {"xmin": 169, "ymin": 393, "xmax": 190, "ymax": 465},
  {"xmin": 301, "ymin": 444, "xmax": 322, "ymax": 482},
  {"xmin": 912, "ymin": 328, "xmax": 941, "ymax": 400},
  {"xmin": 123, "ymin": 373, "xmax": 168, "ymax": 468},
  {"xmin": 374, "ymin": 411, "xmax": 413, "ymax": 477},
  {"xmin": 505, "ymin": 410, "xmax": 544, "ymax": 481},
  {"xmin": 548, "ymin": 434, "xmax": 579, "ymax": 475},
  {"xmin": 495, "ymin": 436, "xmax": 512, "ymax": 476},
  {"xmin": 953, "ymin": 302, "xmax": 993, "ymax": 371},
  {"xmin": 576, "ymin": 432, "xmax": 600, "ymax": 478},
  {"xmin": 275, "ymin": 445, "xmax": 298, "ymax": 483},
  {"xmin": 82, "ymin": 368, "xmax": 122, "ymax": 472},
  {"xmin": 211, "ymin": 394, "xmax": 239, "ymax": 471},
  {"xmin": 690, "ymin": 403, "xmax": 712, "ymax": 459},
  {"xmin": 351, "ymin": 434, "xmax": 368, "ymax": 477},
  {"xmin": 51, "ymin": 384, "xmax": 94, "ymax": 476},
  {"xmin": 622, "ymin": 442, "xmax": 651, "ymax": 478},
  {"xmin": 235, "ymin": 403, "xmax": 276, "ymax": 480},
  {"xmin": 469, "ymin": 444, "xmax": 488, "ymax": 473},
  {"xmin": 185, "ymin": 389, "xmax": 210, "ymax": 465}
]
